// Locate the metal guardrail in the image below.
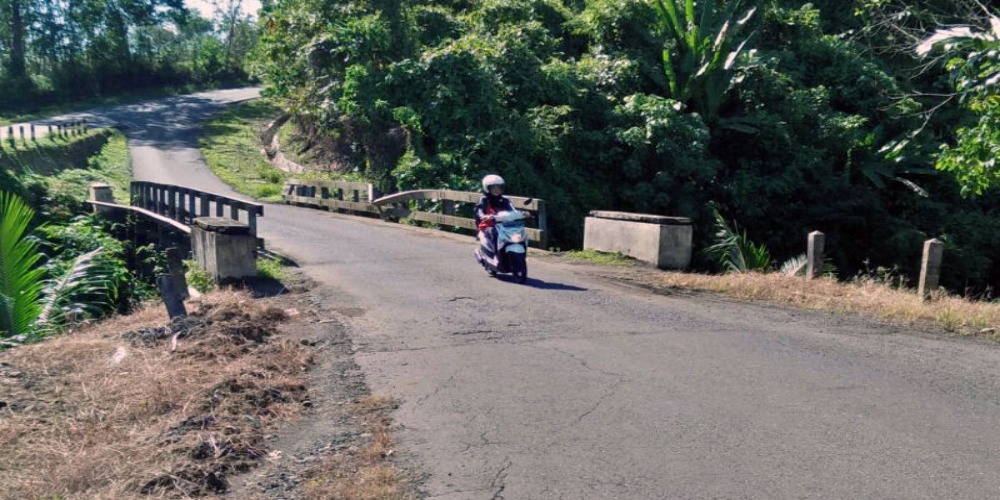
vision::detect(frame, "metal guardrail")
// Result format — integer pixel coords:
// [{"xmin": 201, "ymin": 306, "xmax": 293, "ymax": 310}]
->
[
  {"xmin": 282, "ymin": 180, "xmax": 548, "ymax": 248},
  {"xmin": 130, "ymin": 181, "xmax": 264, "ymax": 236}
]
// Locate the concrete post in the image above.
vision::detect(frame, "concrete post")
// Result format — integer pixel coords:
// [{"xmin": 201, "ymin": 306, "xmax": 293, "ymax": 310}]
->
[
  {"xmin": 18, "ymin": 125, "xmax": 24, "ymax": 143},
  {"xmin": 807, "ymin": 231, "xmax": 825, "ymax": 279},
  {"xmin": 88, "ymin": 183, "xmax": 115, "ymax": 215},
  {"xmin": 918, "ymin": 238, "xmax": 944, "ymax": 300},
  {"xmin": 191, "ymin": 217, "xmax": 257, "ymax": 283},
  {"xmin": 6, "ymin": 126, "xmax": 13, "ymax": 148}
]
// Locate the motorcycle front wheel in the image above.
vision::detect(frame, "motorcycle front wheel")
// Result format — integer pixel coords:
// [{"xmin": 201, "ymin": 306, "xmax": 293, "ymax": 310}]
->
[{"xmin": 510, "ymin": 252, "xmax": 528, "ymax": 284}]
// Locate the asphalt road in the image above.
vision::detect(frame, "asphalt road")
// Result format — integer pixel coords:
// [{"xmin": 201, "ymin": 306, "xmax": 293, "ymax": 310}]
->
[{"xmin": 76, "ymin": 89, "xmax": 1000, "ymax": 499}]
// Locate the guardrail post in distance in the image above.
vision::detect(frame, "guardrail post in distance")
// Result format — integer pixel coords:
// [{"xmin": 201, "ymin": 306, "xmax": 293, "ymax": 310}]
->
[
  {"xmin": 918, "ymin": 238, "xmax": 944, "ymax": 300},
  {"xmin": 807, "ymin": 231, "xmax": 825, "ymax": 279}
]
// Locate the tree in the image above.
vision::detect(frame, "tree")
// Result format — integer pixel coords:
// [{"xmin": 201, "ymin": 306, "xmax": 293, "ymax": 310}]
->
[
  {"xmin": 7, "ymin": 0, "xmax": 25, "ymax": 79},
  {"xmin": 651, "ymin": 0, "xmax": 758, "ymax": 123},
  {"xmin": 917, "ymin": 11, "xmax": 1000, "ymax": 195}
]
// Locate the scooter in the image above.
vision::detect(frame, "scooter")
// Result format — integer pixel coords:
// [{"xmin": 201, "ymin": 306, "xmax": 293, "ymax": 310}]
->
[{"xmin": 474, "ymin": 209, "xmax": 531, "ymax": 283}]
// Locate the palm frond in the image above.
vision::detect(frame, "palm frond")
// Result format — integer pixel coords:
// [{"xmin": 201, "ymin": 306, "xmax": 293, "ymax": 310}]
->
[
  {"xmin": 0, "ymin": 191, "xmax": 46, "ymax": 337},
  {"xmin": 36, "ymin": 249, "xmax": 111, "ymax": 331},
  {"xmin": 780, "ymin": 254, "xmax": 808, "ymax": 276},
  {"xmin": 703, "ymin": 207, "xmax": 772, "ymax": 273}
]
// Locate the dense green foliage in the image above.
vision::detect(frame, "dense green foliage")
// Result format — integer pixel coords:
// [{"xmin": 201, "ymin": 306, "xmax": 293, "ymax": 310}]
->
[
  {"xmin": 254, "ymin": 0, "xmax": 994, "ymax": 293},
  {"xmin": 0, "ymin": 0, "xmax": 259, "ymax": 116},
  {"xmin": 0, "ymin": 130, "xmax": 158, "ymax": 345}
]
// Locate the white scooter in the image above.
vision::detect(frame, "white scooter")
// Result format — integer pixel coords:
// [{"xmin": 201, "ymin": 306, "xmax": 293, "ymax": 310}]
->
[{"xmin": 474, "ymin": 209, "xmax": 531, "ymax": 283}]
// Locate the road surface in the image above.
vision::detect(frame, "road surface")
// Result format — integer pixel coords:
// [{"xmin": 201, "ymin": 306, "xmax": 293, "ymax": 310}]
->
[{"xmin": 68, "ymin": 89, "xmax": 1000, "ymax": 499}]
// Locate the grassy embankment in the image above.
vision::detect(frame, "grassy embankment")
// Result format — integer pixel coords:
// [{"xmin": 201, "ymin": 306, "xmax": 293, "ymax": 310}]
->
[
  {"xmin": 199, "ymin": 99, "xmax": 348, "ymax": 203},
  {"xmin": 0, "ymin": 128, "xmax": 131, "ymax": 203}
]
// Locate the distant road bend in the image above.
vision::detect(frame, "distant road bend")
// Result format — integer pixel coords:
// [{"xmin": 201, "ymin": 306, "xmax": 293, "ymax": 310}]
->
[{"xmin": 60, "ymin": 89, "xmax": 1000, "ymax": 499}]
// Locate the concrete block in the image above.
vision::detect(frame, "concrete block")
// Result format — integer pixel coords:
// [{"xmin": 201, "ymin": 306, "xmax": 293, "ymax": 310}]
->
[
  {"xmin": 88, "ymin": 183, "xmax": 115, "ymax": 215},
  {"xmin": 584, "ymin": 211, "xmax": 692, "ymax": 269},
  {"xmin": 191, "ymin": 217, "xmax": 257, "ymax": 282}
]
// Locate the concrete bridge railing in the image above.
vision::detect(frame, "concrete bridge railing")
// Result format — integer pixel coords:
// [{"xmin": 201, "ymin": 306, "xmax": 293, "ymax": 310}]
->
[
  {"xmin": 283, "ymin": 178, "xmax": 380, "ymax": 216},
  {"xmin": 131, "ymin": 181, "xmax": 264, "ymax": 237},
  {"xmin": 282, "ymin": 179, "xmax": 549, "ymax": 248}
]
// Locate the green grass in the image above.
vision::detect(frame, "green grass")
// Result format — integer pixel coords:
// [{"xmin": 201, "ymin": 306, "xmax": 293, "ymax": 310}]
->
[
  {"xmin": 184, "ymin": 260, "xmax": 215, "ymax": 294},
  {"xmin": 42, "ymin": 130, "xmax": 131, "ymax": 203},
  {"xmin": 199, "ymin": 99, "xmax": 290, "ymax": 202},
  {"xmin": 256, "ymin": 256, "xmax": 287, "ymax": 281},
  {"xmin": 200, "ymin": 99, "xmax": 347, "ymax": 202},
  {"xmin": 2, "ymin": 128, "xmax": 131, "ymax": 203},
  {"xmin": 563, "ymin": 250, "xmax": 637, "ymax": 266}
]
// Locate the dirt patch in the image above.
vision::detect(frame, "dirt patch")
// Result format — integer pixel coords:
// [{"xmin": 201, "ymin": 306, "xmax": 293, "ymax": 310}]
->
[
  {"xmin": 0, "ymin": 269, "xmax": 419, "ymax": 499},
  {"xmin": 0, "ymin": 285, "xmax": 308, "ymax": 498},
  {"xmin": 225, "ymin": 282, "xmax": 419, "ymax": 500}
]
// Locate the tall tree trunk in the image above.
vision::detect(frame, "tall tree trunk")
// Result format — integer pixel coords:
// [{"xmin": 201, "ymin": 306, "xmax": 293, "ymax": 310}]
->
[
  {"xmin": 8, "ymin": 0, "xmax": 27, "ymax": 79},
  {"xmin": 224, "ymin": 0, "xmax": 241, "ymax": 72}
]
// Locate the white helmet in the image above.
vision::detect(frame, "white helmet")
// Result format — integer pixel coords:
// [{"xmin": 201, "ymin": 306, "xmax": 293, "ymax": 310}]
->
[{"xmin": 482, "ymin": 174, "xmax": 505, "ymax": 192}]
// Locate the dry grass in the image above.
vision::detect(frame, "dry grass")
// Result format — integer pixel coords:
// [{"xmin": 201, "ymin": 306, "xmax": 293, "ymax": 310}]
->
[
  {"xmin": 302, "ymin": 394, "xmax": 412, "ymax": 500},
  {"xmin": 0, "ymin": 290, "xmax": 311, "ymax": 499},
  {"xmin": 652, "ymin": 271, "xmax": 1000, "ymax": 336}
]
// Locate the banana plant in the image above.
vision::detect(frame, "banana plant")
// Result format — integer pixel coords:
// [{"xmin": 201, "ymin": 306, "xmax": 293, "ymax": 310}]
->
[{"xmin": 651, "ymin": 0, "xmax": 758, "ymax": 122}]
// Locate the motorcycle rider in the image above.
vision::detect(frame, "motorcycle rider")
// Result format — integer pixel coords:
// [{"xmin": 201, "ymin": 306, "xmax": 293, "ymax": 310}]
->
[{"xmin": 475, "ymin": 174, "xmax": 514, "ymax": 259}]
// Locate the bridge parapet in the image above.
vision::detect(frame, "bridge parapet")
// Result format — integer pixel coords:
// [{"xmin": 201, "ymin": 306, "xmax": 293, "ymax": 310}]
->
[
  {"xmin": 130, "ymin": 181, "xmax": 264, "ymax": 236},
  {"xmin": 373, "ymin": 189, "xmax": 548, "ymax": 249},
  {"xmin": 282, "ymin": 179, "xmax": 548, "ymax": 248},
  {"xmin": 282, "ymin": 178, "xmax": 380, "ymax": 215}
]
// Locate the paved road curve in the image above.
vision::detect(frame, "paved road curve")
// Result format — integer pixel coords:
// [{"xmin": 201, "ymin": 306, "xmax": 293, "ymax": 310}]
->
[{"xmin": 86, "ymin": 89, "xmax": 1000, "ymax": 499}]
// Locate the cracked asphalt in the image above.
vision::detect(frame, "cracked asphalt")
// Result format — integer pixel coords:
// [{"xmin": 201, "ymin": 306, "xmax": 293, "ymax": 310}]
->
[{"xmin": 71, "ymin": 89, "xmax": 1000, "ymax": 499}]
